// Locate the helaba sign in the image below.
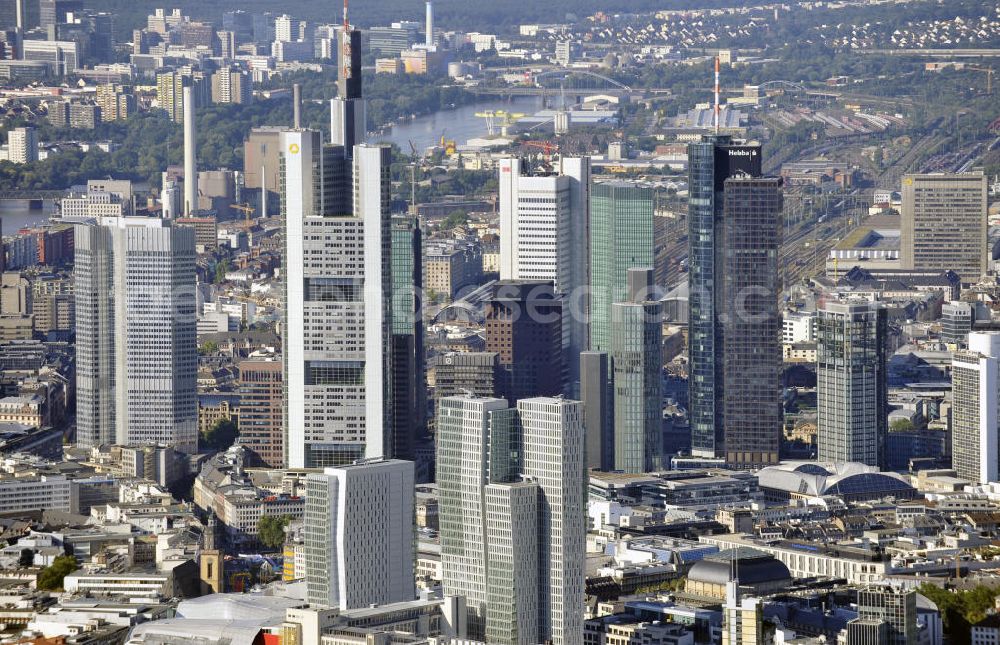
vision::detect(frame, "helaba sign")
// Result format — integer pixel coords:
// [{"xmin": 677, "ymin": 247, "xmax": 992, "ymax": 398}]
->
[{"xmin": 725, "ymin": 145, "xmax": 761, "ymax": 178}]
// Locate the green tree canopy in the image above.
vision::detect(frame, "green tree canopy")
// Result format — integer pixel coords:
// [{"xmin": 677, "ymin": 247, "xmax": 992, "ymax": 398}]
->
[
  {"xmin": 258, "ymin": 515, "xmax": 291, "ymax": 550},
  {"xmin": 918, "ymin": 583, "xmax": 1000, "ymax": 645},
  {"xmin": 18, "ymin": 549, "xmax": 33, "ymax": 567},
  {"xmin": 37, "ymin": 555, "xmax": 77, "ymax": 590},
  {"xmin": 890, "ymin": 418, "xmax": 915, "ymax": 433},
  {"xmin": 201, "ymin": 417, "xmax": 239, "ymax": 452},
  {"xmin": 442, "ymin": 209, "xmax": 468, "ymax": 229}
]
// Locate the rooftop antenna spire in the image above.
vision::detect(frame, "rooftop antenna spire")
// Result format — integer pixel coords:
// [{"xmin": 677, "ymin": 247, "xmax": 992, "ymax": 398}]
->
[
  {"xmin": 342, "ymin": 0, "xmax": 352, "ymax": 82},
  {"xmin": 714, "ymin": 56, "xmax": 721, "ymax": 134}
]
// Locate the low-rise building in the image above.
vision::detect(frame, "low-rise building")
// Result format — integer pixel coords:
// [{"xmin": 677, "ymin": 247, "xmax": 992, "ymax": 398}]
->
[
  {"xmin": 699, "ymin": 534, "xmax": 888, "ymax": 586},
  {"xmin": 422, "ymin": 242, "xmax": 483, "ymax": 300},
  {"xmin": 0, "ymin": 473, "xmax": 75, "ymax": 514},
  {"xmin": 63, "ymin": 572, "xmax": 173, "ymax": 600}
]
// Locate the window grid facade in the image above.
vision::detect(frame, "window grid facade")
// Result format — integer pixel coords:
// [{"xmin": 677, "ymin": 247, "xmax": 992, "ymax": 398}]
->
[
  {"xmin": 589, "ymin": 181, "xmax": 655, "ymax": 354},
  {"xmin": 721, "ymin": 176, "xmax": 783, "ymax": 468},
  {"xmin": 816, "ymin": 302, "xmax": 887, "ymax": 467}
]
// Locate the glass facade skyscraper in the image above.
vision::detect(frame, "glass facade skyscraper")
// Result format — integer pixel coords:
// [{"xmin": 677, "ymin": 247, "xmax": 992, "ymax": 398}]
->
[
  {"xmin": 687, "ymin": 134, "xmax": 764, "ymax": 458},
  {"xmin": 282, "ymin": 133, "xmax": 393, "ymax": 468},
  {"xmin": 610, "ymin": 268, "xmax": 663, "ymax": 473},
  {"xmin": 589, "ymin": 180, "xmax": 654, "ymax": 354},
  {"xmin": 816, "ymin": 301, "xmax": 887, "ymax": 468},
  {"xmin": 437, "ymin": 395, "xmax": 585, "ymax": 644},
  {"xmin": 75, "ymin": 217, "xmax": 198, "ymax": 452},
  {"xmin": 721, "ymin": 176, "xmax": 783, "ymax": 468},
  {"xmin": 390, "ymin": 215, "xmax": 425, "ymax": 461}
]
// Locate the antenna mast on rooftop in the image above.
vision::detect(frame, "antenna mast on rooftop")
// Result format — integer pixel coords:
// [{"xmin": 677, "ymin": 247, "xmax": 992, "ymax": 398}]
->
[{"xmin": 714, "ymin": 56, "xmax": 721, "ymax": 134}]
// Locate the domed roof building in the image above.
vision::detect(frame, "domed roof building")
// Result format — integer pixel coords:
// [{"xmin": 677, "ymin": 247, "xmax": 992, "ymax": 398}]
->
[
  {"xmin": 685, "ymin": 547, "xmax": 792, "ymax": 601},
  {"xmin": 757, "ymin": 462, "xmax": 917, "ymax": 504}
]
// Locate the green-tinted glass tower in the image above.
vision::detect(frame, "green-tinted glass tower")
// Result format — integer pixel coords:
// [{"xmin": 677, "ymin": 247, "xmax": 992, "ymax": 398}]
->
[
  {"xmin": 390, "ymin": 214, "xmax": 425, "ymax": 461},
  {"xmin": 589, "ymin": 181, "xmax": 655, "ymax": 353}
]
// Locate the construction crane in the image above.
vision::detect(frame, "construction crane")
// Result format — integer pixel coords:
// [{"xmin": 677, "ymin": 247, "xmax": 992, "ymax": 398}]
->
[
  {"xmin": 474, "ymin": 110, "xmax": 526, "ymax": 136},
  {"xmin": 231, "ymin": 203, "xmax": 255, "ymax": 231},
  {"xmin": 521, "ymin": 140, "xmax": 559, "ymax": 156},
  {"xmin": 438, "ymin": 130, "xmax": 456, "ymax": 156},
  {"xmin": 520, "ymin": 140, "xmax": 560, "ymax": 171},
  {"xmin": 966, "ymin": 65, "xmax": 994, "ymax": 95}
]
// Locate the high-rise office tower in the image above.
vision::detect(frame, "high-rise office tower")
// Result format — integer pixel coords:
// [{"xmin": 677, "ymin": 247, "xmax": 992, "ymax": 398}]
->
[
  {"xmin": 847, "ymin": 587, "xmax": 917, "ymax": 645},
  {"xmin": 485, "ymin": 280, "xmax": 564, "ymax": 402},
  {"xmin": 222, "ymin": 10, "xmax": 254, "ymax": 41},
  {"xmin": 8, "ymin": 127, "xmax": 37, "ymax": 164},
  {"xmin": 0, "ymin": 0, "xmax": 39, "ymax": 31},
  {"xmin": 721, "ymin": 176, "xmax": 783, "ymax": 468},
  {"xmin": 816, "ymin": 301, "xmax": 887, "ymax": 468},
  {"xmin": 252, "ymin": 11, "xmax": 275, "ymax": 45},
  {"xmin": 688, "ymin": 135, "xmax": 784, "ymax": 468},
  {"xmin": 390, "ymin": 214, "xmax": 425, "ymax": 461},
  {"xmin": 282, "ymin": 130, "xmax": 393, "ymax": 468},
  {"xmin": 75, "ymin": 216, "xmax": 197, "ymax": 451},
  {"xmin": 437, "ymin": 395, "xmax": 508, "ymax": 639},
  {"xmin": 499, "ymin": 156, "xmax": 590, "ymax": 392},
  {"xmin": 437, "ymin": 395, "xmax": 585, "ymax": 644},
  {"xmin": 610, "ymin": 269, "xmax": 663, "ymax": 473},
  {"xmin": 238, "ymin": 351, "xmax": 283, "ymax": 468},
  {"xmin": 941, "ymin": 300, "xmax": 975, "ymax": 347},
  {"xmin": 581, "ymin": 351, "xmax": 613, "ymax": 471},
  {"xmin": 901, "ymin": 172, "xmax": 988, "ymax": 285},
  {"xmin": 304, "ymin": 459, "xmax": 415, "ymax": 610},
  {"xmin": 433, "ymin": 351, "xmax": 503, "ymax": 401},
  {"xmin": 687, "ymin": 134, "xmax": 763, "ymax": 459},
  {"xmin": 952, "ymin": 331, "xmax": 1000, "ymax": 484},
  {"xmin": 331, "ymin": 21, "xmax": 364, "ymax": 152},
  {"xmin": 589, "ymin": 180, "xmax": 654, "ymax": 353},
  {"xmin": 39, "ymin": 0, "xmax": 81, "ymax": 29},
  {"xmin": 274, "ymin": 14, "xmax": 300, "ymax": 42}
]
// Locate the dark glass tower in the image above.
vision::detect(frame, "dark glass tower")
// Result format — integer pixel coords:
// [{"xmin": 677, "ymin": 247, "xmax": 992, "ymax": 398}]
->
[
  {"xmin": 721, "ymin": 176, "xmax": 783, "ymax": 467},
  {"xmin": 816, "ymin": 301, "xmax": 887, "ymax": 468},
  {"xmin": 485, "ymin": 280, "xmax": 564, "ymax": 403},
  {"xmin": 686, "ymin": 134, "xmax": 763, "ymax": 458},
  {"xmin": 331, "ymin": 26, "xmax": 364, "ymax": 153},
  {"xmin": 390, "ymin": 214, "xmax": 425, "ymax": 461}
]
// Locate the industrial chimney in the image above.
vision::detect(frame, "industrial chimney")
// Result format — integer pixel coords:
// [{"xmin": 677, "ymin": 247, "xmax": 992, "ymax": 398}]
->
[
  {"xmin": 425, "ymin": 0, "xmax": 434, "ymax": 48},
  {"xmin": 183, "ymin": 85, "xmax": 197, "ymax": 216},
  {"xmin": 293, "ymin": 83, "xmax": 302, "ymax": 129}
]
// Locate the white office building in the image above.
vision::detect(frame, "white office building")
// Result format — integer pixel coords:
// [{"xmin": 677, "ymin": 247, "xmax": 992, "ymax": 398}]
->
[
  {"xmin": 782, "ymin": 311, "xmax": 816, "ymax": 344},
  {"xmin": 282, "ymin": 130, "xmax": 392, "ymax": 468},
  {"xmin": 8, "ymin": 127, "xmax": 37, "ymax": 164},
  {"xmin": 74, "ymin": 216, "xmax": 197, "ymax": 452},
  {"xmin": 62, "ymin": 572, "xmax": 172, "ymax": 600},
  {"xmin": 274, "ymin": 14, "xmax": 302, "ymax": 43},
  {"xmin": 952, "ymin": 332, "xmax": 1000, "ymax": 484},
  {"xmin": 303, "ymin": 459, "xmax": 415, "ymax": 610},
  {"xmin": 498, "ymin": 156, "xmax": 590, "ymax": 393},
  {"xmin": 60, "ymin": 191, "xmax": 126, "ymax": 218},
  {"xmin": 437, "ymin": 395, "xmax": 585, "ymax": 644},
  {"xmin": 22, "ymin": 40, "xmax": 79, "ymax": 76}
]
